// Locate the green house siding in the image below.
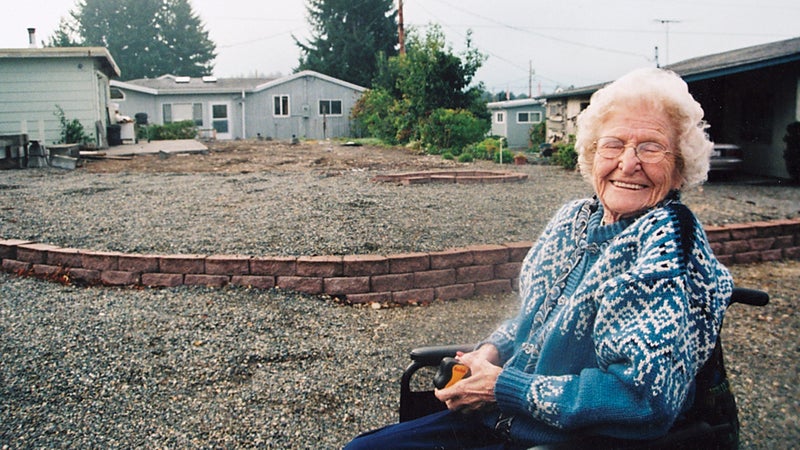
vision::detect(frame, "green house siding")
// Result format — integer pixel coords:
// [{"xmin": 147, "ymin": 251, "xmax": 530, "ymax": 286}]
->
[{"xmin": 488, "ymin": 100, "xmax": 545, "ymax": 149}]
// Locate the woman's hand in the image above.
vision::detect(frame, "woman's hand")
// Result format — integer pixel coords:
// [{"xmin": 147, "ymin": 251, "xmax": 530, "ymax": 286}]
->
[{"xmin": 434, "ymin": 345, "xmax": 502, "ymax": 412}]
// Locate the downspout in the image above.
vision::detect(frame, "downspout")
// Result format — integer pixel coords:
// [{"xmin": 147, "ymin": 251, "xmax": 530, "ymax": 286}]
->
[{"xmin": 241, "ymin": 89, "xmax": 247, "ymax": 139}]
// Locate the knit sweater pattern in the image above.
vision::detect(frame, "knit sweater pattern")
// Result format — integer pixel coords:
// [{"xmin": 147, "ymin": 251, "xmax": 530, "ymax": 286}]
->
[{"xmin": 483, "ymin": 196, "xmax": 733, "ymax": 444}]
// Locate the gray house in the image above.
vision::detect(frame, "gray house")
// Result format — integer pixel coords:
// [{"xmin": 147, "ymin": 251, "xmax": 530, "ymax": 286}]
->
[
  {"xmin": 487, "ymin": 98, "xmax": 545, "ymax": 149},
  {"xmin": 111, "ymin": 70, "xmax": 366, "ymax": 140},
  {"xmin": 0, "ymin": 47, "xmax": 121, "ymax": 147},
  {"xmin": 540, "ymin": 36, "xmax": 800, "ymax": 179}
]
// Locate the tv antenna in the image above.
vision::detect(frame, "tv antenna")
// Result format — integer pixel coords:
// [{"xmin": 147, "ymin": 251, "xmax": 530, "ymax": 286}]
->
[{"xmin": 654, "ymin": 19, "xmax": 681, "ymax": 65}]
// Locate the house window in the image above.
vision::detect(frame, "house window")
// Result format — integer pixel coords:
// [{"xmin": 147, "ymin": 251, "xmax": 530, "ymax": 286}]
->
[
  {"xmin": 517, "ymin": 111, "xmax": 542, "ymax": 123},
  {"xmin": 110, "ymin": 87, "xmax": 125, "ymax": 100},
  {"xmin": 549, "ymin": 104, "xmax": 560, "ymax": 116},
  {"xmin": 496, "ymin": 112, "xmax": 504, "ymax": 123},
  {"xmin": 192, "ymin": 104, "xmax": 203, "ymax": 126},
  {"xmin": 319, "ymin": 99, "xmax": 342, "ymax": 116},
  {"xmin": 212, "ymin": 104, "xmax": 229, "ymax": 133},
  {"xmin": 162, "ymin": 103, "xmax": 202, "ymax": 126},
  {"xmin": 274, "ymin": 95, "xmax": 290, "ymax": 117}
]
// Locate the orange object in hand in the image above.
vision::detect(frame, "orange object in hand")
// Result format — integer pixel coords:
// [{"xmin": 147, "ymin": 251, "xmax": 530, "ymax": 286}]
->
[{"xmin": 433, "ymin": 357, "xmax": 471, "ymax": 389}]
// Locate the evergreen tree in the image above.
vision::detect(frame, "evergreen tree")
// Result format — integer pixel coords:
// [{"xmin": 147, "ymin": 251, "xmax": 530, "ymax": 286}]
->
[
  {"xmin": 296, "ymin": 0, "xmax": 398, "ymax": 88},
  {"xmin": 48, "ymin": 0, "xmax": 216, "ymax": 80}
]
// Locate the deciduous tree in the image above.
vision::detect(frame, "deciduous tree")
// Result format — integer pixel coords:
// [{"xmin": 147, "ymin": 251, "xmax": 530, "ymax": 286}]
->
[{"xmin": 353, "ymin": 25, "xmax": 489, "ymax": 149}]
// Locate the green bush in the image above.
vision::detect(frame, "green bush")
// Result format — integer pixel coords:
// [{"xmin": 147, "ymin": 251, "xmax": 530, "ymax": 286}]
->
[
  {"xmin": 442, "ymin": 151, "xmax": 455, "ymax": 160},
  {"xmin": 350, "ymin": 89, "xmax": 400, "ymax": 144},
  {"xmin": 457, "ymin": 152, "xmax": 474, "ymax": 163},
  {"xmin": 467, "ymin": 137, "xmax": 503, "ymax": 161},
  {"xmin": 553, "ymin": 140, "xmax": 577, "ymax": 170},
  {"xmin": 529, "ymin": 121, "xmax": 546, "ymax": 150},
  {"xmin": 148, "ymin": 121, "xmax": 198, "ymax": 140},
  {"xmin": 493, "ymin": 149, "xmax": 514, "ymax": 164},
  {"xmin": 419, "ymin": 108, "xmax": 489, "ymax": 155},
  {"xmin": 54, "ymin": 105, "xmax": 91, "ymax": 145}
]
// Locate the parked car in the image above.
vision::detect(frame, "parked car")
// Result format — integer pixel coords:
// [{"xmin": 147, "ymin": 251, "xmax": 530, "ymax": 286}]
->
[{"xmin": 710, "ymin": 143, "xmax": 743, "ymax": 172}]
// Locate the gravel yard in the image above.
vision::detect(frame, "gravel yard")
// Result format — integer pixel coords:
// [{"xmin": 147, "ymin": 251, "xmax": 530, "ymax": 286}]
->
[
  {"xmin": 1, "ymin": 140, "xmax": 798, "ymax": 448},
  {"xmin": 1, "ymin": 140, "xmax": 798, "ymax": 257}
]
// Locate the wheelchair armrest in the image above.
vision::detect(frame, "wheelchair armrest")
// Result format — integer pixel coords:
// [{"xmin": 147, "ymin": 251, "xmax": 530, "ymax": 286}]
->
[
  {"xmin": 409, "ymin": 344, "xmax": 475, "ymax": 366},
  {"xmin": 399, "ymin": 344, "xmax": 475, "ymax": 422},
  {"xmin": 729, "ymin": 287, "xmax": 769, "ymax": 307}
]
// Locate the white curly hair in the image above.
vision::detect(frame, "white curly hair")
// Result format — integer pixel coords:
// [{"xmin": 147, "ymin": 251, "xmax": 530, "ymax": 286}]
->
[{"xmin": 575, "ymin": 67, "xmax": 713, "ymax": 189}]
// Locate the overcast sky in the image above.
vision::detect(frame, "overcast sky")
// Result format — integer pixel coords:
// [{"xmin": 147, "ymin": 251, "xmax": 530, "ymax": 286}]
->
[{"xmin": 1, "ymin": 0, "xmax": 797, "ymax": 94}]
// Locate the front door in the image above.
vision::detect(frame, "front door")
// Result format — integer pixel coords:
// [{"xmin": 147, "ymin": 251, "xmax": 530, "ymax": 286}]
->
[{"xmin": 211, "ymin": 103, "xmax": 232, "ymax": 139}]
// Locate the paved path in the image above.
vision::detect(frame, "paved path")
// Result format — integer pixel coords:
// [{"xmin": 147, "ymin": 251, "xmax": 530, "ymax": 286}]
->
[{"xmin": 101, "ymin": 139, "xmax": 208, "ymax": 156}]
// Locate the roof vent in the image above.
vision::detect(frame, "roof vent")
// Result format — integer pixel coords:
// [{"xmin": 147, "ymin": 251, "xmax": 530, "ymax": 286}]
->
[
  {"xmin": 27, "ymin": 28, "xmax": 37, "ymax": 48},
  {"xmin": 175, "ymin": 76, "xmax": 191, "ymax": 83},
  {"xmin": 202, "ymin": 76, "xmax": 217, "ymax": 83}
]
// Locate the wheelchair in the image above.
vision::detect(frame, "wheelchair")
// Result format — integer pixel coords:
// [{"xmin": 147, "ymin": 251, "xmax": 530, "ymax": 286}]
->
[{"xmin": 399, "ymin": 287, "xmax": 769, "ymax": 449}]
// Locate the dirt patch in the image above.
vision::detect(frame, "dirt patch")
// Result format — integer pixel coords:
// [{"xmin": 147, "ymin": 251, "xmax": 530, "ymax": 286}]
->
[{"xmin": 83, "ymin": 139, "xmax": 471, "ymax": 174}]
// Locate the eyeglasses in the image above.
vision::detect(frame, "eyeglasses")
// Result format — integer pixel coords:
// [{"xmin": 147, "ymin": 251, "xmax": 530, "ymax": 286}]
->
[{"xmin": 594, "ymin": 137, "xmax": 671, "ymax": 163}]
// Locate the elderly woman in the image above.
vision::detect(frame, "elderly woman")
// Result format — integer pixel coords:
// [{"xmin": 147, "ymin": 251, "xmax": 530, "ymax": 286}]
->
[{"xmin": 345, "ymin": 67, "xmax": 733, "ymax": 449}]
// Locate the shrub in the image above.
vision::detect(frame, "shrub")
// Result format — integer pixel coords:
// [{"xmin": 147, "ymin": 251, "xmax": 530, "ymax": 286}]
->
[
  {"xmin": 457, "ymin": 152, "xmax": 474, "ymax": 163},
  {"xmin": 442, "ymin": 151, "xmax": 455, "ymax": 160},
  {"xmin": 529, "ymin": 121, "xmax": 546, "ymax": 150},
  {"xmin": 148, "ymin": 121, "xmax": 198, "ymax": 140},
  {"xmin": 467, "ymin": 137, "xmax": 503, "ymax": 161},
  {"xmin": 419, "ymin": 108, "xmax": 489, "ymax": 155},
  {"xmin": 552, "ymin": 140, "xmax": 577, "ymax": 170},
  {"xmin": 493, "ymin": 149, "xmax": 514, "ymax": 164},
  {"xmin": 54, "ymin": 105, "xmax": 91, "ymax": 145},
  {"xmin": 350, "ymin": 89, "xmax": 400, "ymax": 144}
]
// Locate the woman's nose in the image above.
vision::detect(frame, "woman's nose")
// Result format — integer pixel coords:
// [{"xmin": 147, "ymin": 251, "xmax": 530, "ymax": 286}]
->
[{"xmin": 618, "ymin": 146, "xmax": 641, "ymax": 173}]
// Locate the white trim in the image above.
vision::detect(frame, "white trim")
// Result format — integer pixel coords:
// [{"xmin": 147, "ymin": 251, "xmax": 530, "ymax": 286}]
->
[
  {"xmin": 487, "ymin": 98, "xmax": 543, "ymax": 109},
  {"xmin": 110, "ymin": 79, "xmax": 159, "ymax": 95},
  {"xmin": 0, "ymin": 47, "xmax": 121, "ymax": 77},
  {"xmin": 273, "ymin": 94, "xmax": 290, "ymax": 117},
  {"xmin": 211, "ymin": 102, "xmax": 232, "ymax": 139},
  {"xmin": 796, "ymin": 77, "xmax": 800, "ymax": 121},
  {"xmin": 254, "ymin": 70, "xmax": 367, "ymax": 93}
]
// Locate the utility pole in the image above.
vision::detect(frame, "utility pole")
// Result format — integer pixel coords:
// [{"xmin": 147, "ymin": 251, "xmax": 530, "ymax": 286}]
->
[
  {"xmin": 654, "ymin": 19, "xmax": 680, "ymax": 65},
  {"xmin": 528, "ymin": 60, "xmax": 533, "ymax": 98},
  {"xmin": 398, "ymin": 0, "xmax": 405, "ymax": 55}
]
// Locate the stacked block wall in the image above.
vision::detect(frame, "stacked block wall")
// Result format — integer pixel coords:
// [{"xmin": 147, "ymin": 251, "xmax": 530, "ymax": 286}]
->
[{"xmin": 2, "ymin": 218, "xmax": 798, "ymax": 303}]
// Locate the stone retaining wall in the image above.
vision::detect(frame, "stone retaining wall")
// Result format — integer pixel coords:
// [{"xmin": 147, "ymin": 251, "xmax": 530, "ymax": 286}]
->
[
  {"xmin": 371, "ymin": 170, "xmax": 528, "ymax": 185},
  {"xmin": 2, "ymin": 218, "xmax": 798, "ymax": 304}
]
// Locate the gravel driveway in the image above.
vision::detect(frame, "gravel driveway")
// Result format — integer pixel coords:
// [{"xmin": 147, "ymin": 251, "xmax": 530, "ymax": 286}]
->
[{"xmin": 1, "ymin": 142, "xmax": 798, "ymax": 448}]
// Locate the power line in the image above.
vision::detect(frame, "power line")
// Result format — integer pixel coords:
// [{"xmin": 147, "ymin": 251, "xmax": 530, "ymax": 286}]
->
[{"xmin": 428, "ymin": 0, "xmax": 652, "ymax": 60}]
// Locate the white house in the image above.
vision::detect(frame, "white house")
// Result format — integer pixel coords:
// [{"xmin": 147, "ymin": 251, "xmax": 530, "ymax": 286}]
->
[
  {"xmin": 0, "ymin": 47, "xmax": 121, "ymax": 147},
  {"xmin": 111, "ymin": 70, "xmax": 366, "ymax": 140}
]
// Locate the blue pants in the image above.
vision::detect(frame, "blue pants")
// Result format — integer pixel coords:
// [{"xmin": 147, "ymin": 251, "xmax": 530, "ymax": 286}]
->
[{"xmin": 343, "ymin": 410, "xmax": 526, "ymax": 450}]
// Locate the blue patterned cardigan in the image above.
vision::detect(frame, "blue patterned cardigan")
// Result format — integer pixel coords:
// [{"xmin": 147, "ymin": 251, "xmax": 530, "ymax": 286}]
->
[{"xmin": 482, "ymin": 195, "xmax": 733, "ymax": 444}]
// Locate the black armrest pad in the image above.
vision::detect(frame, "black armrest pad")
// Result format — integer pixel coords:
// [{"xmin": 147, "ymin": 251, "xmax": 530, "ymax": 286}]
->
[
  {"xmin": 730, "ymin": 287, "xmax": 769, "ymax": 306},
  {"xmin": 409, "ymin": 344, "xmax": 475, "ymax": 366}
]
